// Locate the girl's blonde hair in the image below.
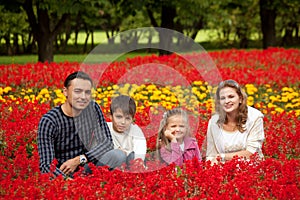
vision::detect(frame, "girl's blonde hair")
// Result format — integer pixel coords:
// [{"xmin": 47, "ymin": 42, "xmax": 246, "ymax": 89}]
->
[
  {"xmin": 215, "ymin": 79, "xmax": 248, "ymax": 133},
  {"xmin": 156, "ymin": 108, "xmax": 191, "ymax": 151}
]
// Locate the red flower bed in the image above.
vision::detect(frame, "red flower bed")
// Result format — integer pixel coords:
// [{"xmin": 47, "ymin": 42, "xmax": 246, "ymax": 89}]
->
[
  {"xmin": 0, "ymin": 48, "xmax": 299, "ymax": 199},
  {"xmin": 0, "ymin": 48, "xmax": 299, "ymax": 88}
]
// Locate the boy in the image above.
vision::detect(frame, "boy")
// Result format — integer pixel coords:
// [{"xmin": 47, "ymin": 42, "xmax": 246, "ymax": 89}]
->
[{"xmin": 108, "ymin": 95, "xmax": 147, "ymax": 165}]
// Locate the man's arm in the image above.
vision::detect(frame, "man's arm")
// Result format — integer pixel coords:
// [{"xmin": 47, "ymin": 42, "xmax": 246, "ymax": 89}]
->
[
  {"xmin": 84, "ymin": 102, "xmax": 114, "ymax": 163},
  {"xmin": 38, "ymin": 117, "xmax": 65, "ymax": 177}
]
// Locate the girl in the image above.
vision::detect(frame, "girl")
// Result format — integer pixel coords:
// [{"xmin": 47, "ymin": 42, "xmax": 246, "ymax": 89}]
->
[
  {"xmin": 157, "ymin": 108, "xmax": 201, "ymax": 166},
  {"xmin": 205, "ymin": 79, "xmax": 265, "ymax": 164}
]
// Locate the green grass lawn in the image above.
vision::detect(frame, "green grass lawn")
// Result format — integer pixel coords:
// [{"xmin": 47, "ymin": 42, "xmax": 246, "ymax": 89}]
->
[
  {"xmin": 0, "ymin": 29, "xmax": 263, "ymax": 64},
  {"xmin": 0, "ymin": 52, "xmax": 159, "ymax": 64}
]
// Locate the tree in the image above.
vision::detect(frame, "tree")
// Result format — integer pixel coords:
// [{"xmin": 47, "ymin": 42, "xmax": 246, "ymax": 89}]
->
[
  {"xmin": 277, "ymin": 0, "xmax": 300, "ymax": 46},
  {"xmin": 1, "ymin": 0, "xmax": 84, "ymax": 62},
  {"xmin": 259, "ymin": 0, "xmax": 277, "ymax": 49},
  {"xmin": 0, "ymin": 5, "xmax": 29, "ymax": 55}
]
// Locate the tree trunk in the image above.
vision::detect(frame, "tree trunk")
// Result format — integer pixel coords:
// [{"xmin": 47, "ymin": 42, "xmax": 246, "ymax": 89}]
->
[
  {"xmin": 259, "ymin": 0, "xmax": 277, "ymax": 49},
  {"xmin": 37, "ymin": 35, "xmax": 54, "ymax": 62},
  {"xmin": 4, "ymin": 35, "xmax": 12, "ymax": 56},
  {"xmin": 281, "ymin": 22, "xmax": 296, "ymax": 46},
  {"xmin": 13, "ymin": 33, "xmax": 20, "ymax": 54},
  {"xmin": 83, "ymin": 32, "xmax": 90, "ymax": 54},
  {"xmin": 91, "ymin": 30, "xmax": 94, "ymax": 49},
  {"xmin": 23, "ymin": 0, "xmax": 69, "ymax": 62},
  {"xmin": 158, "ymin": 5, "xmax": 176, "ymax": 55}
]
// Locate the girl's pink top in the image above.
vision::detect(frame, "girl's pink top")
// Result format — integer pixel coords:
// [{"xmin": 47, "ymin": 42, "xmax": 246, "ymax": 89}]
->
[{"xmin": 160, "ymin": 136, "xmax": 202, "ymax": 166}]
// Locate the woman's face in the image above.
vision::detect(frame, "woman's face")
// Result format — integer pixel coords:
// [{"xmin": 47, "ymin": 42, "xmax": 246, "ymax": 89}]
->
[{"xmin": 219, "ymin": 86, "xmax": 241, "ymax": 114}]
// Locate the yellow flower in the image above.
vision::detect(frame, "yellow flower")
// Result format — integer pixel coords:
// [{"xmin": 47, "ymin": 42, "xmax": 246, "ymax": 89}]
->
[
  {"xmin": 200, "ymin": 86, "xmax": 207, "ymax": 92},
  {"xmin": 3, "ymin": 86, "xmax": 12, "ymax": 93},
  {"xmin": 112, "ymin": 85, "xmax": 119, "ymax": 90},
  {"xmin": 245, "ymin": 84, "xmax": 257, "ymax": 95},
  {"xmin": 107, "ymin": 86, "xmax": 112, "ymax": 91},
  {"xmin": 247, "ymin": 96, "xmax": 254, "ymax": 106},
  {"xmin": 170, "ymin": 96, "xmax": 178, "ymax": 103},
  {"xmin": 285, "ymin": 103, "xmax": 294, "ymax": 109},
  {"xmin": 9, "ymin": 95, "xmax": 16, "ymax": 100},
  {"xmin": 39, "ymin": 88, "xmax": 49, "ymax": 95},
  {"xmin": 267, "ymin": 103, "xmax": 275, "ymax": 108},
  {"xmin": 269, "ymin": 96, "xmax": 277, "ymax": 102},
  {"xmin": 275, "ymin": 107, "xmax": 284, "ymax": 113},
  {"xmin": 146, "ymin": 84, "xmax": 157, "ymax": 91},
  {"xmin": 193, "ymin": 81, "xmax": 203, "ymax": 86},
  {"xmin": 281, "ymin": 96, "xmax": 288, "ymax": 102},
  {"xmin": 0, "ymin": 96, "xmax": 6, "ymax": 102}
]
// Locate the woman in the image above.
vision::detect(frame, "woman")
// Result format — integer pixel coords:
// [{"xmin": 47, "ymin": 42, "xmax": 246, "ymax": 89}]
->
[{"xmin": 205, "ymin": 80, "xmax": 264, "ymax": 164}]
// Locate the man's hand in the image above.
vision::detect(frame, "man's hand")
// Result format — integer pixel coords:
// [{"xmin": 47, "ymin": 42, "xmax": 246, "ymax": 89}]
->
[{"xmin": 59, "ymin": 156, "xmax": 80, "ymax": 175}]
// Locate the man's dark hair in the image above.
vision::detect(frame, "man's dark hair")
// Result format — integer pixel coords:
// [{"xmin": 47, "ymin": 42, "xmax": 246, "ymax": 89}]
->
[
  {"xmin": 64, "ymin": 71, "xmax": 93, "ymax": 88},
  {"xmin": 110, "ymin": 95, "xmax": 136, "ymax": 118}
]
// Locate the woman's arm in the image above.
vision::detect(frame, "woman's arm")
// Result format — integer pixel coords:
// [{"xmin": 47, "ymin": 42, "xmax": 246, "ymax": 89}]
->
[
  {"xmin": 205, "ymin": 119, "xmax": 219, "ymax": 164},
  {"xmin": 220, "ymin": 117, "xmax": 265, "ymax": 161}
]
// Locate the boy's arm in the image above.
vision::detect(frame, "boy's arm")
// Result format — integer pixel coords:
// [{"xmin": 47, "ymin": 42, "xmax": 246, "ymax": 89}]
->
[{"xmin": 132, "ymin": 126, "xmax": 147, "ymax": 160}]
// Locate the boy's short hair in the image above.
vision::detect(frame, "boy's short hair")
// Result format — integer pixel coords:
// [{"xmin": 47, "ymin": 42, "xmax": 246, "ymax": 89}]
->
[{"xmin": 110, "ymin": 95, "xmax": 136, "ymax": 117}]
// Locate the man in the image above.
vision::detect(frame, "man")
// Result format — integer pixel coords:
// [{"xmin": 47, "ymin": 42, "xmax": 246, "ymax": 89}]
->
[{"xmin": 38, "ymin": 71, "xmax": 125, "ymax": 177}]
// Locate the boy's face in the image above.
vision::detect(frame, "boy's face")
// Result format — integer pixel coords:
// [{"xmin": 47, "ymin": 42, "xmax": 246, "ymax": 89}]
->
[{"xmin": 111, "ymin": 108, "xmax": 133, "ymax": 133}]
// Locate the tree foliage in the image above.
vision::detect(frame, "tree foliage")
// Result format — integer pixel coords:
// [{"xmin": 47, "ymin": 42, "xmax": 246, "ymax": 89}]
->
[{"xmin": 0, "ymin": 0, "xmax": 299, "ymax": 60}]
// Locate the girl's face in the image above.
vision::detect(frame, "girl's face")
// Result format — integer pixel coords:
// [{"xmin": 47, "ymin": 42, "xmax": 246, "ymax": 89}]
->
[
  {"xmin": 219, "ymin": 86, "xmax": 241, "ymax": 115},
  {"xmin": 165, "ymin": 115, "xmax": 187, "ymax": 142}
]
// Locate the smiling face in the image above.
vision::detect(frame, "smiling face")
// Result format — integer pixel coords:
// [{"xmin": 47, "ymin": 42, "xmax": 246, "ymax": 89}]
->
[
  {"xmin": 165, "ymin": 114, "xmax": 187, "ymax": 143},
  {"xmin": 111, "ymin": 108, "xmax": 133, "ymax": 133},
  {"xmin": 219, "ymin": 86, "xmax": 242, "ymax": 115},
  {"xmin": 63, "ymin": 78, "xmax": 92, "ymax": 113}
]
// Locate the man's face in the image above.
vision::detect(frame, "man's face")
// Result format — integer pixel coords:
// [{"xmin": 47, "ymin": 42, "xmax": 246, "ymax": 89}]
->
[
  {"xmin": 111, "ymin": 108, "xmax": 133, "ymax": 133},
  {"xmin": 63, "ymin": 78, "xmax": 92, "ymax": 111}
]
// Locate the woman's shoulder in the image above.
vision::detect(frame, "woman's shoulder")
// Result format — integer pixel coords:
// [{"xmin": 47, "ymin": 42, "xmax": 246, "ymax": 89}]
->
[
  {"xmin": 247, "ymin": 106, "xmax": 264, "ymax": 120},
  {"xmin": 209, "ymin": 113, "xmax": 219, "ymax": 123}
]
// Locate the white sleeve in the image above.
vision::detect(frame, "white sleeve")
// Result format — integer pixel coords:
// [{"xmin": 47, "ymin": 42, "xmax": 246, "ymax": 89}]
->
[
  {"xmin": 246, "ymin": 117, "xmax": 265, "ymax": 154},
  {"xmin": 132, "ymin": 125, "xmax": 147, "ymax": 160}
]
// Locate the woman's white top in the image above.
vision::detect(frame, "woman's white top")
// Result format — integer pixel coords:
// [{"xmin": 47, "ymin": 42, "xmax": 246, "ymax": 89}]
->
[
  {"xmin": 221, "ymin": 129, "xmax": 247, "ymax": 153},
  {"xmin": 205, "ymin": 106, "xmax": 265, "ymax": 163}
]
